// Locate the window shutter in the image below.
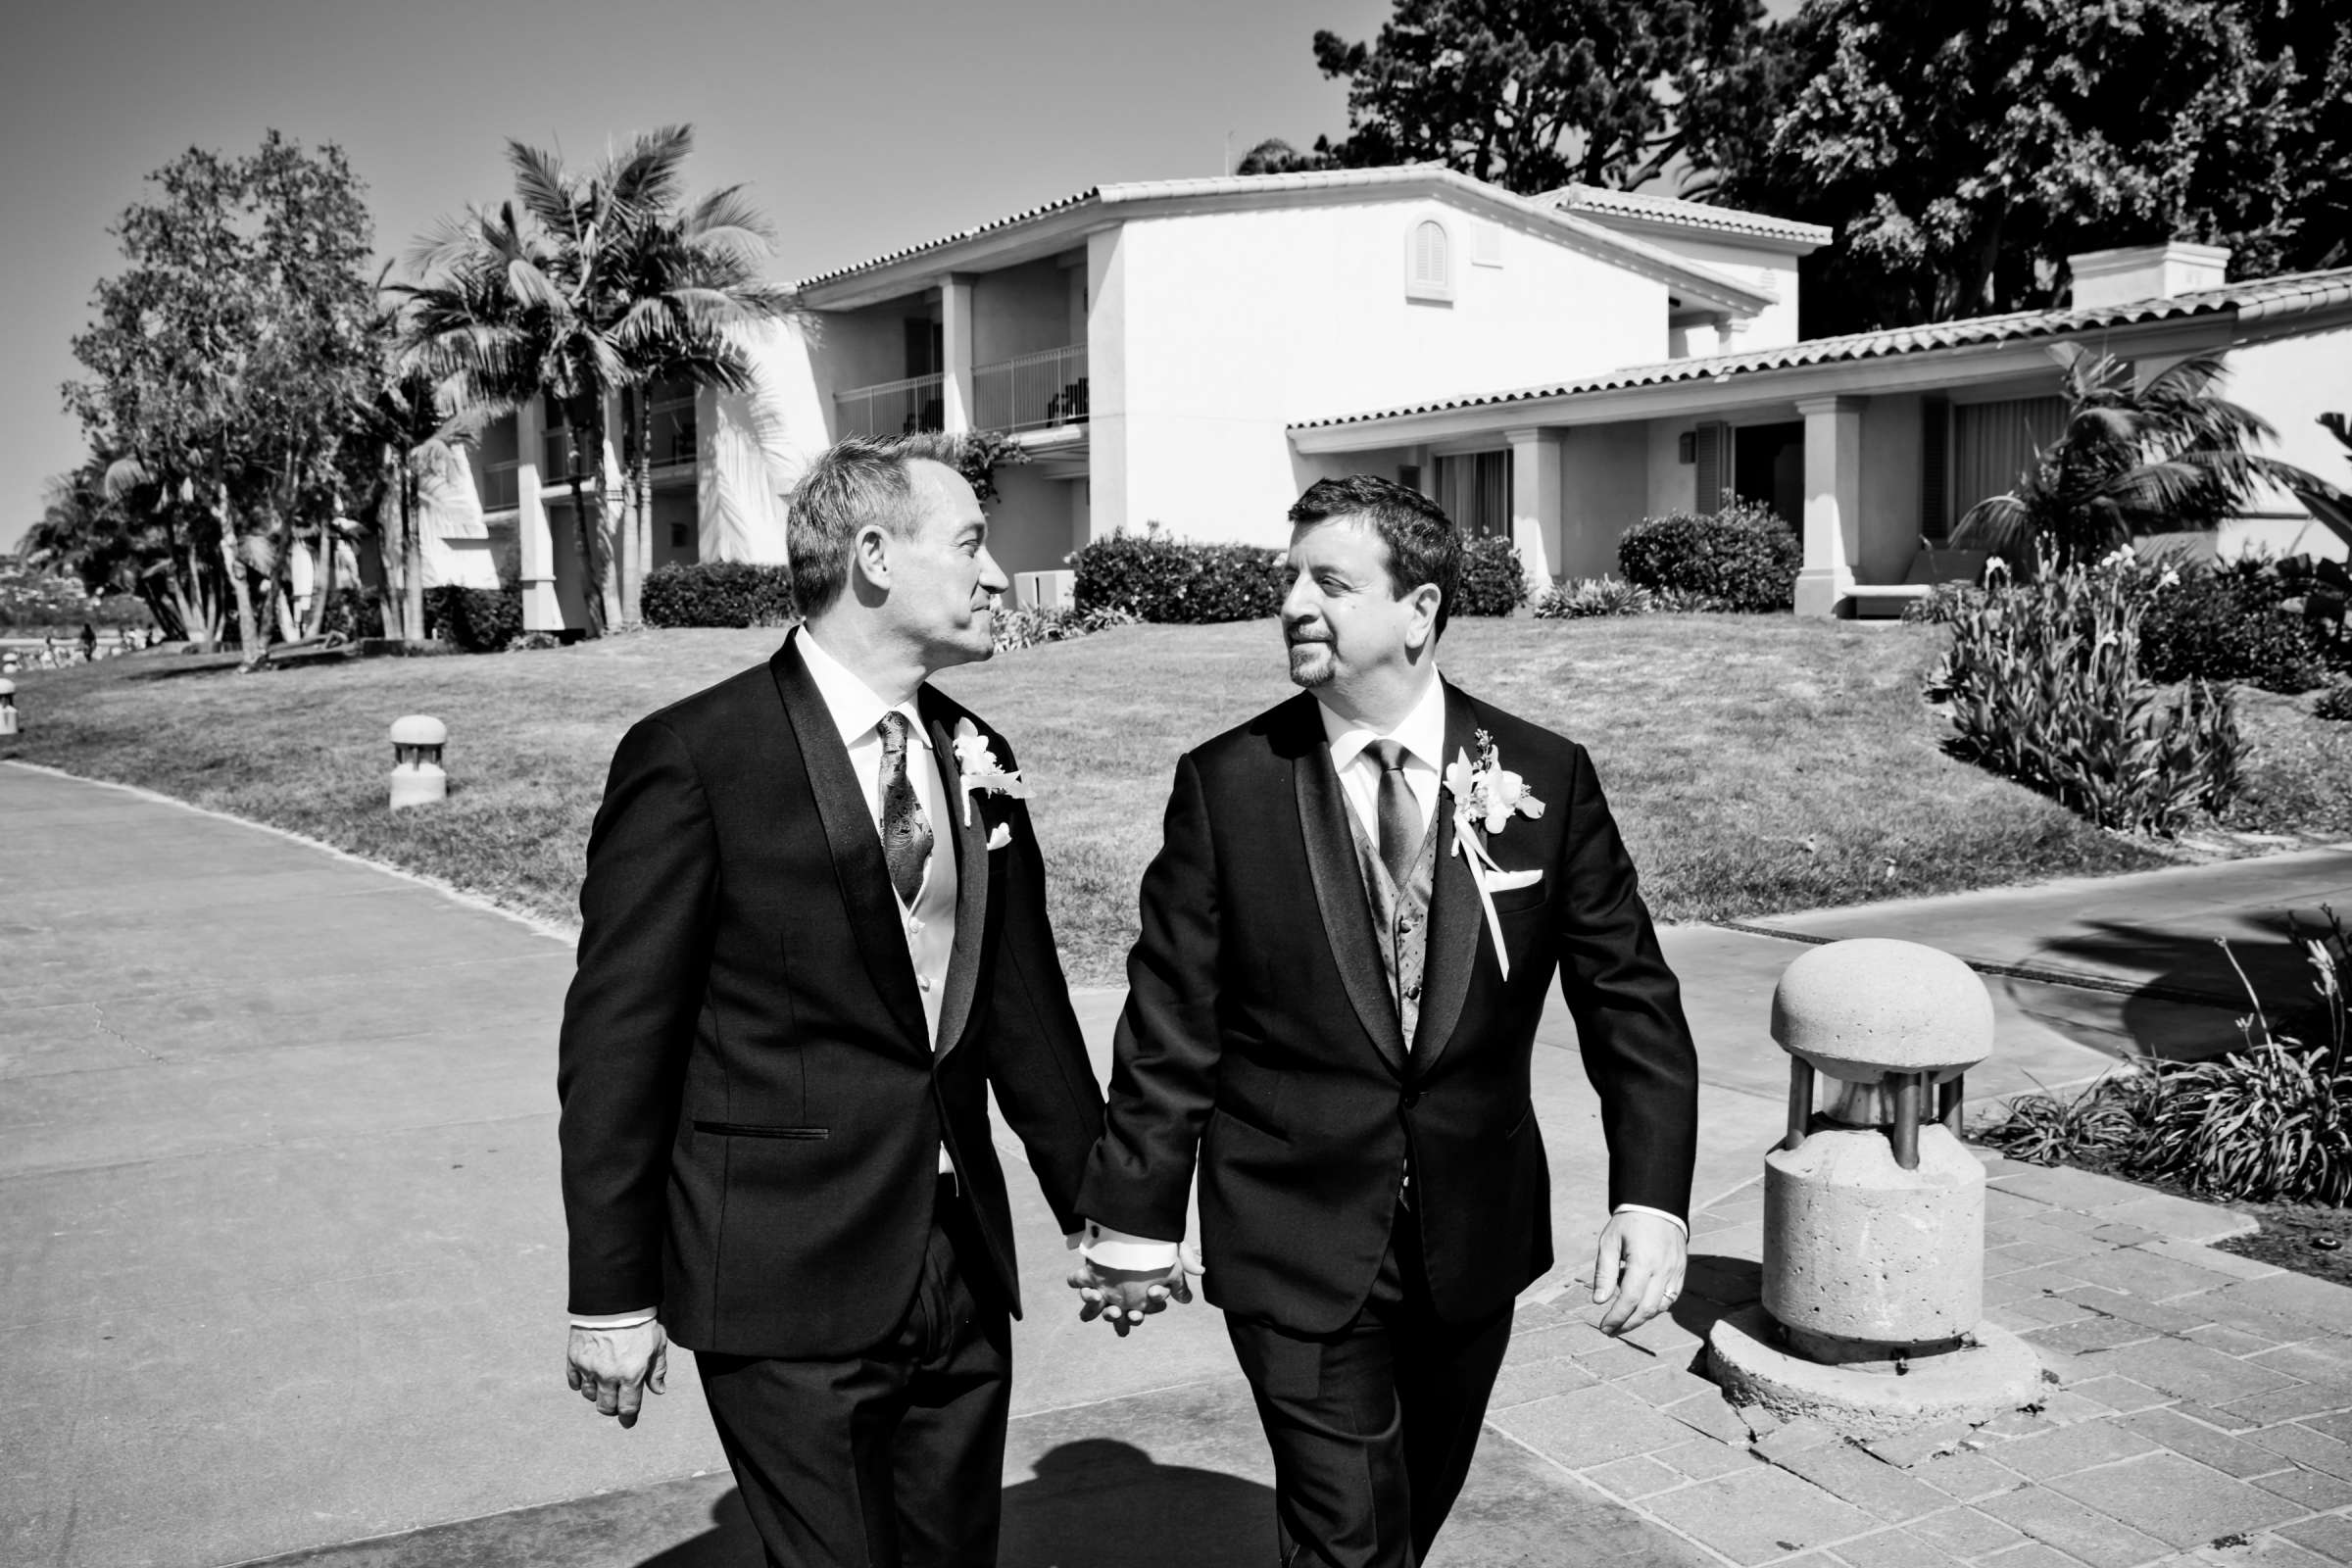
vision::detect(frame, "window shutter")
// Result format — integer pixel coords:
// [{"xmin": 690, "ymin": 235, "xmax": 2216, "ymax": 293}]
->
[
  {"xmin": 1694, "ymin": 421, "xmax": 1728, "ymax": 514},
  {"xmin": 1410, "ymin": 220, "xmax": 1449, "ymax": 292},
  {"xmin": 1921, "ymin": 398, "xmax": 1950, "ymax": 540}
]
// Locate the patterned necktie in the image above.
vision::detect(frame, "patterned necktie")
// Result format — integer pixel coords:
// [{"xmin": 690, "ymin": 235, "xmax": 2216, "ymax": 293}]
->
[
  {"xmin": 1371, "ymin": 738, "xmax": 1422, "ymax": 890},
  {"xmin": 876, "ymin": 711, "xmax": 933, "ymax": 906}
]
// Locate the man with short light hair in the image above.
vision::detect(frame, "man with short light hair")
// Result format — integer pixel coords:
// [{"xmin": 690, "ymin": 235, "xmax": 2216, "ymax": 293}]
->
[
  {"xmin": 560, "ymin": 433, "xmax": 1103, "ymax": 1567},
  {"xmin": 1074, "ymin": 473, "xmax": 1700, "ymax": 1568}
]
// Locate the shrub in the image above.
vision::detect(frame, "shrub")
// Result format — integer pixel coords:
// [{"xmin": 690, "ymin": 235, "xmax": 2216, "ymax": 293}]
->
[
  {"xmin": 1901, "ymin": 582, "xmax": 1986, "ymax": 625},
  {"xmin": 1616, "ymin": 501, "xmax": 1801, "ymax": 612},
  {"xmin": 1925, "ymin": 551, "xmax": 2241, "ymax": 836},
  {"xmin": 1070, "ymin": 532, "xmax": 1287, "ymax": 623},
  {"xmin": 424, "ymin": 586, "xmax": 523, "ymax": 653},
  {"xmin": 1454, "ymin": 535, "xmax": 1530, "ymax": 616},
  {"xmin": 2315, "ymin": 682, "xmax": 2352, "ymax": 722},
  {"xmin": 992, "ymin": 603, "xmax": 1141, "ymax": 652},
  {"xmin": 641, "ymin": 562, "xmax": 798, "ymax": 629},
  {"xmin": 2139, "ymin": 562, "xmax": 2328, "ymax": 693},
  {"xmin": 1534, "ymin": 576, "xmax": 1655, "ymax": 619},
  {"xmin": 320, "ymin": 586, "xmax": 384, "ymax": 643}
]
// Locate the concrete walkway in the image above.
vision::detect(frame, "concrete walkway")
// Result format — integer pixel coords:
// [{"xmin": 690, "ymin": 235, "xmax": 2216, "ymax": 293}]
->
[{"xmin": 7, "ymin": 760, "xmax": 2350, "ymax": 1568}]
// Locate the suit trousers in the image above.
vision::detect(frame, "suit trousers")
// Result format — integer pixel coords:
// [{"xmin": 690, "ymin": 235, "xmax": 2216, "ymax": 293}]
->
[
  {"xmin": 1223, "ymin": 1203, "xmax": 1514, "ymax": 1568},
  {"xmin": 697, "ymin": 1177, "xmax": 1013, "ymax": 1568}
]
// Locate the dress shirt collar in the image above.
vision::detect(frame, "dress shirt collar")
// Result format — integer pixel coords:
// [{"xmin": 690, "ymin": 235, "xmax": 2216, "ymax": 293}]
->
[
  {"xmin": 1317, "ymin": 671, "xmax": 1446, "ymax": 774},
  {"xmin": 794, "ymin": 626, "xmax": 931, "ymax": 752}
]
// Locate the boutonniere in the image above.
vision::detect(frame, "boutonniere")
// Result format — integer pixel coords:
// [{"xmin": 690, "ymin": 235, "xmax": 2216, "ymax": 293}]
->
[
  {"xmin": 951, "ymin": 717, "xmax": 1032, "ymax": 826},
  {"xmin": 1441, "ymin": 729, "xmax": 1545, "ymax": 980}
]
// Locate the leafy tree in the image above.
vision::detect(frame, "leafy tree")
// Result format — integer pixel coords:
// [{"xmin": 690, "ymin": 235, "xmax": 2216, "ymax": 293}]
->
[
  {"xmin": 1707, "ymin": 0, "xmax": 2343, "ymax": 333},
  {"xmin": 1954, "ymin": 348, "xmax": 2328, "ymax": 564},
  {"xmin": 1284, "ymin": 0, "xmax": 1767, "ymax": 195},
  {"xmin": 64, "ymin": 131, "xmax": 379, "ymax": 661},
  {"xmin": 1234, "ymin": 137, "xmax": 1343, "ymax": 176}
]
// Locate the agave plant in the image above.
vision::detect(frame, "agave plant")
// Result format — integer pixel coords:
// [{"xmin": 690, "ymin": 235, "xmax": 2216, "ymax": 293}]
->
[{"xmin": 1957, "ymin": 347, "xmax": 2329, "ymax": 565}]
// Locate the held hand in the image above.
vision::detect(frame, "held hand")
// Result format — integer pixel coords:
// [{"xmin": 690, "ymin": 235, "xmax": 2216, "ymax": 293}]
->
[
  {"xmin": 1591, "ymin": 1210, "xmax": 1688, "ymax": 1337},
  {"xmin": 1065, "ymin": 1257, "xmax": 1191, "ymax": 1338},
  {"xmin": 566, "ymin": 1319, "xmax": 668, "ymax": 1428}
]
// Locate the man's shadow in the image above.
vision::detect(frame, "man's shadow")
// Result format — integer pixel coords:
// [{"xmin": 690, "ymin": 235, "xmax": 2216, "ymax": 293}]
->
[{"xmin": 632, "ymin": 1440, "xmax": 1274, "ymax": 1567}]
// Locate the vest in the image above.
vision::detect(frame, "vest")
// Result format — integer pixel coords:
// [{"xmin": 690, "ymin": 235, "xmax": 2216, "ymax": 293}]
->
[{"xmin": 1344, "ymin": 802, "xmax": 1438, "ymax": 1050}]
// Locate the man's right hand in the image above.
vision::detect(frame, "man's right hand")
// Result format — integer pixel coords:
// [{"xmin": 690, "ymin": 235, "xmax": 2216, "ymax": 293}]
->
[
  {"xmin": 1066, "ymin": 1257, "xmax": 1191, "ymax": 1337},
  {"xmin": 566, "ymin": 1319, "xmax": 667, "ymax": 1428}
]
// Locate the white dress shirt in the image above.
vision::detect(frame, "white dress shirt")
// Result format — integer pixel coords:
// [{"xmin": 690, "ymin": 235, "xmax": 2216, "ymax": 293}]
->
[
  {"xmin": 572, "ymin": 628, "xmax": 961, "ymax": 1330},
  {"xmin": 1082, "ymin": 670, "xmax": 1683, "ymax": 1276}
]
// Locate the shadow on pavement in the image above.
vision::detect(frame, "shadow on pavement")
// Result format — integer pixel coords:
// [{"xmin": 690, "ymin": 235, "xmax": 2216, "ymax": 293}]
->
[
  {"xmin": 2035, "ymin": 909, "xmax": 2335, "ymax": 1061},
  {"xmin": 998, "ymin": 1439, "xmax": 1277, "ymax": 1566}
]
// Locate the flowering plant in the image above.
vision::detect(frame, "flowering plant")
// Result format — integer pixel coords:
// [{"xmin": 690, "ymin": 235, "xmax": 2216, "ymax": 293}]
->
[
  {"xmin": 1443, "ymin": 729, "xmax": 1544, "ymax": 979},
  {"xmin": 952, "ymin": 717, "xmax": 1032, "ymax": 825}
]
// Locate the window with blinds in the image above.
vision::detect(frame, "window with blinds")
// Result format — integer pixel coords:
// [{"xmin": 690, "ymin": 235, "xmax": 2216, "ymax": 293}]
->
[
  {"xmin": 1406, "ymin": 219, "xmax": 1453, "ymax": 301},
  {"xmin": 1953, "ymin": 396, "xmax": 2066, "ymax": 528},
  {"xmin": 1434, "ymin": 452, "xmax": 1511, "ymax": 537}
]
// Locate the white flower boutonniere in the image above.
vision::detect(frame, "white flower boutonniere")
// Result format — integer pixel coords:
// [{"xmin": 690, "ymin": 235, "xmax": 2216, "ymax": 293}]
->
[
  {"xmin": 952, "ymin": 717, "xmax": 1033, "ymax": 826},
  {"xmin": 1442, "ymin": 728, "xmax": 1545, "ymax": 980}
]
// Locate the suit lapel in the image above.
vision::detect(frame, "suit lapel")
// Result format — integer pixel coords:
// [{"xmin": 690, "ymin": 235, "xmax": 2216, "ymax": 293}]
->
[
  {"xmin": 923, "ymin": 697, "xmax": 991, "ymax": 1060},
  {"xmin": 1411, "ymin": 682, "xmax": 1483, "ymax": 1068},
  {"xmin": 1287, "ymin": 697, "xmax": 1407, "ymax": 1073},
  {"xmin": 769, "ymin": 639, "xmax": 929, "ymax": 1054}
]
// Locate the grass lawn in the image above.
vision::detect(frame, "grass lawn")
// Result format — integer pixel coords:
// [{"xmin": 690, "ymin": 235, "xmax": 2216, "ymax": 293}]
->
[{"xmin": 0, "ymin": 614, "xmax": 2236, "ymax": 987}]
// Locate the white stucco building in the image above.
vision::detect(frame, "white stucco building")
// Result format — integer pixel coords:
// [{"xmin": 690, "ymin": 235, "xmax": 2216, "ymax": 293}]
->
[{"xmin": 467, "ymin": 168, "xmax": 2352, "ymax": 630}]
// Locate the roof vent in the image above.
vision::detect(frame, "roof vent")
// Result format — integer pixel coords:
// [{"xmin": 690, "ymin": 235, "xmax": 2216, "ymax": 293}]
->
[{"xmin": 2067, "ymin": 241, "xmax": 2231, "ymax": 309}]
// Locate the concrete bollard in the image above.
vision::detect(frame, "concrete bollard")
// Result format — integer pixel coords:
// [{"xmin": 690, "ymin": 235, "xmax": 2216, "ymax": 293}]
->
[
  {"xmin": 388, "ymin": 714, "xmax": 449, "ymax": 809},
  {"xmin": 0, "ymin": 678, "xmax": 17, "ymax": 736},
  {"xmin": 1708, "ymin": 938, "xmax": 2042, "ymax": 1438}
]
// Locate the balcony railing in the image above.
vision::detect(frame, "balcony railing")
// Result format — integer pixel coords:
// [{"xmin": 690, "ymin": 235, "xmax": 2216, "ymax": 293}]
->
[
  {"xmin": 974, "ymin": 344, "xmax": 1087, "ymax": 433},
  {"xmin": 835, "ymin": 372, "xmax": 946, "ymax": 439}
]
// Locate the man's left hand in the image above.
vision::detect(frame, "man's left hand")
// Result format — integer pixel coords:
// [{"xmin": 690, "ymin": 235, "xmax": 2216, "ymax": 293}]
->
[{"xmin": 1591, "ymin": 1210, "xmax": 1687, "ymax": 1336}]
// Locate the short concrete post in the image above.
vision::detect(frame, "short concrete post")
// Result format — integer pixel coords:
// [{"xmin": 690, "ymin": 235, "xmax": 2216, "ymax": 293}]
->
[
  {"xmin": 388, "ymin": 714, "xmax": 448, "ymax": 809},
  {"xmin": 1708, "ymin": 938, "xmax": 2042, "ymax": 1438},
  {"xmin": 0, "ymin": 650, "xmax": 19, "ymax": 675},
  {"xmin": 0, "ymin": 679, "xmax": 17, "ymax": 736}
]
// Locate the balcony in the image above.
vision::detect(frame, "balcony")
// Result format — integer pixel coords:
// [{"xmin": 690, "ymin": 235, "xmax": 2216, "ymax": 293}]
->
[
  {"xmin": 835, "ymin": 372, "xmax": 946, "ymax": 440},
  {"xmin": 973, "ymin": 344, "xmax": 1088, "ymax": 433}
]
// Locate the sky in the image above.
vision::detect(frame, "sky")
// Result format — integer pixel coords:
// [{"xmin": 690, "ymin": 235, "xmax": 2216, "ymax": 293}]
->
[{"xmin": 0, "ymin": 0, "xmax": 1401, "ymax": 552}]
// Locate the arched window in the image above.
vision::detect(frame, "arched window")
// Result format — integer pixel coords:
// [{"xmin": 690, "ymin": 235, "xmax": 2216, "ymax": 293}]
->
[{"xmin": 1406, "ymin": 219, "xmax": 1452, "ymax": 301}]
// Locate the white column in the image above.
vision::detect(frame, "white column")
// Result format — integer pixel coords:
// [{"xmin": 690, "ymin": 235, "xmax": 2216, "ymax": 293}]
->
[
  {"xmin": 515, "ymin": 400, "xmax": 561, "ymax": 633},
  {"xmin": 1795, "ymin": 396, "xmax": 1867, "ymax": 617},
  {"xmin": 941, "ymin": 274, "xmax": 975, "ymax": 434},
  {"xmin": 1506, "ymin": 427, "xmax": 1565, "ymax": 589},
  {"xmin": 1714, "ymin": 316, "xmax": 1747, "ymax": 357}
]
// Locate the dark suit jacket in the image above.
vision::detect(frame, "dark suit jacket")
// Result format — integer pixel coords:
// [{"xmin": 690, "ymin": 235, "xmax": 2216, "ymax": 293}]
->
[
  {"xmin": 1077, "ymin": 682, "xmax": 1698, "ymax": 1335},
  {"xmin": 558, "ymin": 638, "xmax": 1103, "ymax": 1359}
]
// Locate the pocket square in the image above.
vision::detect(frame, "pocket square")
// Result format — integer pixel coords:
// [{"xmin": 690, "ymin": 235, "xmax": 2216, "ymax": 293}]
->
[
  {"xmin": 986, "ymin": 822, "xmax": 1012, "ymax": 852},
  {"xmin": 1485, "ymin": 867, "xmax": 1543, "ymax": 891}
]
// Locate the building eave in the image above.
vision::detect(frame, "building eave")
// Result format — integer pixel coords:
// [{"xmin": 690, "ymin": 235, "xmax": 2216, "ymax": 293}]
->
[
  {"xmin": 793, "ymin": 165, "xmax": 1776, "ymax": 317},
  {"xmin": 1290, "ymin": 268, "xmax": 2352, "ymax": 451}
]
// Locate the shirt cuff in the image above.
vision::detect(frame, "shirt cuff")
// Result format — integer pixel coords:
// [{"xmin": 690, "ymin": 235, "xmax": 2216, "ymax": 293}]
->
[
  {"xmin": 1080, "ymin": 1220, "xmax": 1183, "ymax": 1272},
  {"xmin": 1612, "ymin": 1203, "xmax": 1690, "ymax": 1239},
  {"xmin": 570, "ymin": 1308, "xmax": 659, "ymax": 1330}
]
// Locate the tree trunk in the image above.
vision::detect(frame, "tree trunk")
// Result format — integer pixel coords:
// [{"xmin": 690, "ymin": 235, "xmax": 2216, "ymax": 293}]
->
[
  {"xmin": 216, "ymin": 483, "xmax": 259, "ymax": 656},
  {"xmin": 558, "ymin": 407, "xmax": 607, "ymax": 638},
  {"xmin": 636, "ymin": 410, "xmax": 656, "ymax": 619},
  {"xmin": 402, "ymin": 467, "xmax": 425, "ymax": 642},
  {"xmin": 246, "ymin": 504, "xmax": 295, "ymax": 670},
  {"xmin": 307, "ymin": 517, "xmax": 338, "ymax": 640},
  {"xmin": 618, "ymin": 386, "xmax": 642, "ymax": 627}
]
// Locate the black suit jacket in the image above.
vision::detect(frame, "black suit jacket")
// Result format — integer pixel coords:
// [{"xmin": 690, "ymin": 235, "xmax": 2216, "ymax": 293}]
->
[
  {"xmin": 1077, "ymin": 682, "xmax": 1698, "ymax": 1335},
  {"xmin": 558, "ymin": 638, "xmax": 1103, "ymax": 1359}
]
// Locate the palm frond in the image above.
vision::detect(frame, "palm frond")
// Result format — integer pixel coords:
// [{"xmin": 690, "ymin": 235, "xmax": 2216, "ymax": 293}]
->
[{"xmin": 507, "ymin": 141, "xmax": 579, "ymax": 234}]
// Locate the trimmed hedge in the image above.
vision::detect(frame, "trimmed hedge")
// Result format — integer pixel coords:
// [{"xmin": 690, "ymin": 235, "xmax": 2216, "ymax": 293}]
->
[
  {"xmin": 424, "ymin": 586, "xmax": 523, "ymax": 653},
  {"xmin": 1071, "ymin": 533, "xmax": 1288, "ymax": 623},
  {"xmin": 1617, "ymin": 501, "xmax": 1800, "ymax": 612},
  {"xmin": 642, "ymin": 562, "xmax": 799, "ymax": 629},
  {"xmin": 1455, "ymin": 535, "xmax": 1530, "ymax": 617}
]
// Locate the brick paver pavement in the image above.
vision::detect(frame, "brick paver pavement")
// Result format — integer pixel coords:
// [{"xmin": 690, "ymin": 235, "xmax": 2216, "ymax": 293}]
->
[{"xmin": 1486, "ymin": 1153, "xmax": 2352, "ymax": 1568}]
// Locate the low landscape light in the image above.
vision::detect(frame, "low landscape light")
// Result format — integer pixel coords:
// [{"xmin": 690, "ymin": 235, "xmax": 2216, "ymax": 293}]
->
[{"xmin": 388, "ymin": 714, "xmax": 449, "ymax": 808}]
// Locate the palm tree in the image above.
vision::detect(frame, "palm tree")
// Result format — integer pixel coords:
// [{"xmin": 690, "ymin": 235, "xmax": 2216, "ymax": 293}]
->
[
  {"xmin": 606, "ymin": 183, "xmax": 799, "ymax": 621},
  {"xmin": 396, "ymin": 125, "xmax": 789, "ymax": 634},
  {"xmin": 354, "ymin": 348, "xmax": 477, "ymax": 643},
  {"xmin": 1956, "ymin": 347, "xmax": 2329, "ymax": 564}
]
